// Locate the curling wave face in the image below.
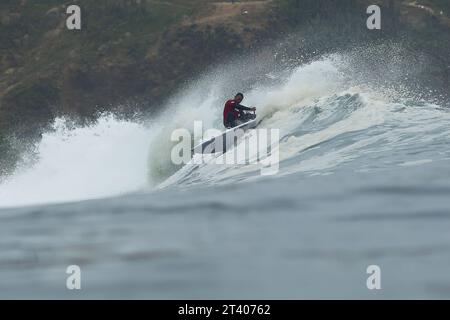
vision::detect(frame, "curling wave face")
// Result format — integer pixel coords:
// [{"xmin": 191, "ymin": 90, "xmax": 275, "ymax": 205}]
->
[
  {"xmin": 158, "ymin": 57, "xmax": 450, "ymax": 189},
  {"xmin": 1, "ymin": 51, "xmax": 449, "ymax": 208}
]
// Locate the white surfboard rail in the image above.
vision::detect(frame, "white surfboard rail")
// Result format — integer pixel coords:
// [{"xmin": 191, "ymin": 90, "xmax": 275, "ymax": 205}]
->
[{"xmin": 192, "ymin": 118, "xmax": 258, "ymax": 155}]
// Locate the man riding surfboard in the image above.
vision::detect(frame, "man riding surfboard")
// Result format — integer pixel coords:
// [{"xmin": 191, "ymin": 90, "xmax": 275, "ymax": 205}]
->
[{"xmin": 223, "ymin": 93, "xmax": 256, "ymax": 128}]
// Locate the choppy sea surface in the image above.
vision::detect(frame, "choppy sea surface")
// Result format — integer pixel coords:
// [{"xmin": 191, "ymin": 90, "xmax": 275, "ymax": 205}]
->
[{"xmin": 1, "ymin": 53, "xmax": 450, "ymax": 299}]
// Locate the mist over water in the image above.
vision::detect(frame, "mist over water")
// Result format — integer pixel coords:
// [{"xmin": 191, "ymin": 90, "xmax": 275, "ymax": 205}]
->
[{"xmin": 0, "ymin": 117, "xmax": 152, "ymax": 207}]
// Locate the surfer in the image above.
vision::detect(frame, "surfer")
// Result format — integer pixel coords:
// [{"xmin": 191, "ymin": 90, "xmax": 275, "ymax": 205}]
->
[{"xmin": 223, "ymin": 93, "xmax": 256, "ymax": 128}]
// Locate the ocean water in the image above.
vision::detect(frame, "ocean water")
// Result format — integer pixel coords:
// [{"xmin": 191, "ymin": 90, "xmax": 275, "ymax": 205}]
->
[{"xmin": 1, "ymin": 52, "xmax": 450, "ymax": 299}]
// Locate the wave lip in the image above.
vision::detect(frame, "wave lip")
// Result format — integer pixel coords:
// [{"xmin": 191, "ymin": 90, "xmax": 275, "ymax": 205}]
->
[{"xmin": 2, "ymin": 50, "xmax": 450, "ymax": 208}]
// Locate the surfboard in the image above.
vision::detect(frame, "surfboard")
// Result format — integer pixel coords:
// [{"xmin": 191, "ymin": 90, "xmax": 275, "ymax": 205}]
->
[{"xmin": 192, "ymin": 118, "xmax": 259, "ymax": 154}]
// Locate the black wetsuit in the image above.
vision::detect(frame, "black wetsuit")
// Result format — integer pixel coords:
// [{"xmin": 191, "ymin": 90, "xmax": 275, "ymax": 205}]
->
[{"xmin": 223, "ymin": 99, "xmax": 253, "ymax": 128}]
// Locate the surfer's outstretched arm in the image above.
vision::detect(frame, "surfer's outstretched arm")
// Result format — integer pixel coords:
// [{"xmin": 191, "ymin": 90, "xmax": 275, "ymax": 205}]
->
[{"xmin": 235, "ymin": 104, "xmax": 255, "ymax": 111}]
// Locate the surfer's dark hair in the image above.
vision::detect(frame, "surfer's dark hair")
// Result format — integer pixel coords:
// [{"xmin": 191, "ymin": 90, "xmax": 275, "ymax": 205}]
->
[{"xmin": 235, "ymin": 93, "xmax": 244, "ymax": 99}]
